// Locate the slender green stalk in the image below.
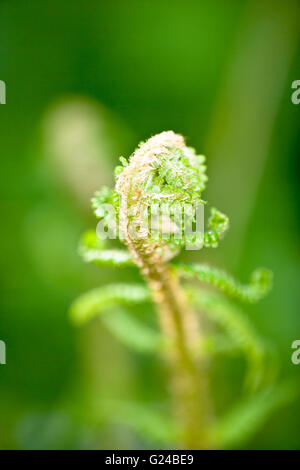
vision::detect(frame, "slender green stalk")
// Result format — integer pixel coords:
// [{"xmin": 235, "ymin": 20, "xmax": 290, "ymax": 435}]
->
[{"xmin": 141, "ymin": 255, "xmax": 213, "ymax": 449}]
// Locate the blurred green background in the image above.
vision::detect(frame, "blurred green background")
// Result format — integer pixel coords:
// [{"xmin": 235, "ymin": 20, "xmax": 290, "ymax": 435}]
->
[{"xmin": 0, "ymin": 0, "xmax": 299, "ymax": 449}]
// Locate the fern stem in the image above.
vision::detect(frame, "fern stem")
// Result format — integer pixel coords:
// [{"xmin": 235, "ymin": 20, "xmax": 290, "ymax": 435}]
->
[
  {"xmin": 114, "ymin": 132, "xmax": 216, "ymax": 449},
  {"xmin": 129, "ymin": 241, "xmax": 214, "ymax": 449}
]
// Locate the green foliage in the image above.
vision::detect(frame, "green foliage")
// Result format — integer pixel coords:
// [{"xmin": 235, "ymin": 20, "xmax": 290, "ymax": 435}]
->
[
  {"xmin": 175, "ymin": 263, "xmax": 272, "ymax": 302},
  {"xmin": 92, "ymin": 132, "xmax": 231, "ymax": 252},
  {"xmin": 141, "ymin": 146, "xmax": 207, "ymax": 206},
  {"xmin": 80, "ymin": 246, "xmax": 133, "ymax": 268},
  {"xmin": 91, "ymin": 186, "xmax": 119, "ymax": 217},
  {"xmin": 70, "ymin": 131, "xmax": 297, "ymax": 449},
  {"xmin": 147, "ymin": 206, "xmax": 229, "ymax": 250},
  {"xmin": 70, "ymin": 284, "xmax": 150, "ymax": 325},
  {"xmin": 79, "ymin": 230, "xmax": 133, "ymax": 267},
  {"xmin": 203, "ymin": 207, "xmax": 229, "ymax": 248}
]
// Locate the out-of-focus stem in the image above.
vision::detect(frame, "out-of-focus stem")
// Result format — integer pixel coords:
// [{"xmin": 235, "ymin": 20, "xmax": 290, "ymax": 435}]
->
[{"xmin": 129, "ymin": 242, "xmax": 214, "ymax": 449}]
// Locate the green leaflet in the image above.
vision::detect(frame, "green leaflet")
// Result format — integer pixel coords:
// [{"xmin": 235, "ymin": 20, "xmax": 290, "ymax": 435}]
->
[
  {"xmin": 189, "ymin": 289, "xmax": 267, "ymax": 391},
  {"xmin": 79, "ymin": 229, "xmax": 134, "ymax": 268},
  {"xmin": 91, "ymin": 186, "xmax": 119, "ymax": 216},
  {"xmin": 209, "ymin": 380, "xmax": 299, "ymax": 448},
  {"xmin": 70, "ymin": 284, "xmax": 150, "ymax": 325},
  {"xmin": 102, "ymin": 308, "xmax": 163, "ymax": 354},
  {"xmin": 203, "ymin": 207, "xmax": 229, "ymax": 248},
  {"xmin": 80, "ymin": 246, "xmax": 134, "ymax": 267},
  {"xmin": 176, "ymin": 263, "xmax": 272, "ymax": 303}
]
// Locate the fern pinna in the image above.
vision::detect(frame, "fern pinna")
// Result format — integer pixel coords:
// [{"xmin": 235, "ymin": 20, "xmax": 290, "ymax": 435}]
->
[{"xmin": 71, "ymin": 131, "xmax": 294, "ymax": 449}]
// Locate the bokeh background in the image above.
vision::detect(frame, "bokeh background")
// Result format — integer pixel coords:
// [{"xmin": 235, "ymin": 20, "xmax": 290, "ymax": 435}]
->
[{"xmin": 0, "ymin": 0, "xmax": 299, "ymax": 449}]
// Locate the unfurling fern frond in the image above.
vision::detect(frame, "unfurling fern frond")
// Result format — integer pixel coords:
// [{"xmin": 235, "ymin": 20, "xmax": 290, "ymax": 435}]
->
[
  {"xmin": 176, "ymin": 263, "xmax": 272, "ymax": 303},
  {"xmin": 72, "ymin": 131, "xmax": 278, "ymax": 449},
  {"xmin": 70, "ymin": 284, "xmax": 150, "ymax": 325}
]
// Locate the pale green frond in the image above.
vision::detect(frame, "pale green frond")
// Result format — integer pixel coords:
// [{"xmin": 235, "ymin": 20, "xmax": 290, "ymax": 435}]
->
[
  {"xmin": 102, "ymin": 308, "xmax": 163, "ymax": 354},
  {"xmin": 203, "ymin": 207, "xmax": 229, "ymax": 248},
  {"xmin": 80, "ymin": 246, "xmax": 134, "ymax": 267},
  {"xmin": 189, "ymin": 289, "xmax": 266, "ymax": 391},
  {"xmin": 78, "ymin": 229, "xmax": 134, "ymax": 267},
  {"xmin": 176, "ymin": 263, "xmax": 272, "ymax": 303},
  {"xmin": 70, "ymin": 284, "xmax": 150, "ymax": 325},
  {"xmin": 210, "ymin": 380, "xmax": 299, "ymax": 448}
]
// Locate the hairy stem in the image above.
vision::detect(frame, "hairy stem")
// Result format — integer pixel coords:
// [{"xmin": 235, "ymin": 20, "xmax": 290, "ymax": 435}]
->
[{"xmin": 129, "ymin": 242, "xmax": 214, "ymax": 449}]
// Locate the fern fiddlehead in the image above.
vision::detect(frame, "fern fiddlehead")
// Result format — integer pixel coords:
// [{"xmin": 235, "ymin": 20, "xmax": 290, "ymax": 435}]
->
[
  {"xmin": 113, "ymin": 131, "xmax": 216, "ymax": 449},
  {"xmin": 71, "ymin": 131, "xmax": 275, "ymax": 449}
]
